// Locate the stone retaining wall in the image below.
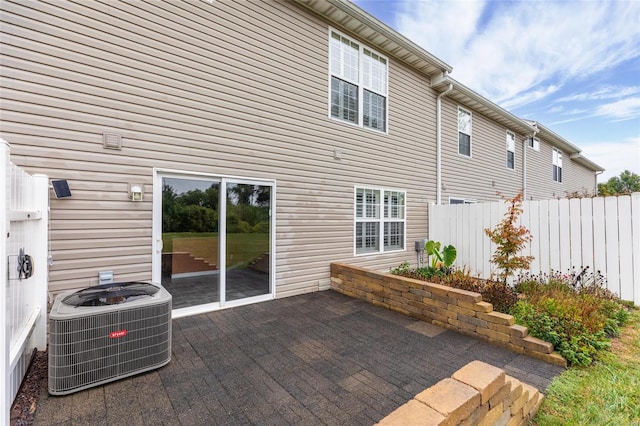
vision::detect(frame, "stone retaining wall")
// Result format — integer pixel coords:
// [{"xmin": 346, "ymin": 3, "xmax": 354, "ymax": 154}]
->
[
  {"xmin": 330, "ymin": 263, "xmax": 566, "ymax": 367},
  {"xmin": 378, "ymin": 361, "xmax": 543, "ymax": 426}
]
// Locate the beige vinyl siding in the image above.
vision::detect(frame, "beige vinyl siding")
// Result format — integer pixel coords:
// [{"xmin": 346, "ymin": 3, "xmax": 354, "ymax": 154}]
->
[
  {"xmin": 439, "ymin": 98, "xmax": 524, "ymax": 203},
  {"xmin": 562, "ymin": 156, "xmax": 598, "ymax": 195},
  {"xmin": 524, "ymin": 138, "xmax": 550, "ymax": 199},
  {"xmin": 526, "ymin": 138, "xmax": 597, "ymax": 199},
  {"xmin": 1, "ymin": 0, "xmax": 438, "ymax": 297}
]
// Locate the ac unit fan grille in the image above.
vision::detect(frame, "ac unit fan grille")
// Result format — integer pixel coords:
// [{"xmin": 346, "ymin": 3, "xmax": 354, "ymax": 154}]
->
[{"xmin": 49, "ymin": 301, "xmax": 171, "ymax": 394}]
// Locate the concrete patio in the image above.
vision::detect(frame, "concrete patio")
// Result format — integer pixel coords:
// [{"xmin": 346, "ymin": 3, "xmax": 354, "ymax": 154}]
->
[{"xmin": 33, "ymin": 291, "xmax": 564, "ymax": 425}]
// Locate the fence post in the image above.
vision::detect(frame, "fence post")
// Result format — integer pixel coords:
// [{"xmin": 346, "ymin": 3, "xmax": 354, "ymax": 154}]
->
[
  {"xmin": 32, "ymin": 174, "xmax": 49, "ymax": 350},
  {"xmin": 1, "ymin": 139, "xmax": 10, "ymax": 426},
  {"xmin": 632, "ymin": 193, "xmax": 640, "ymax": 306}
]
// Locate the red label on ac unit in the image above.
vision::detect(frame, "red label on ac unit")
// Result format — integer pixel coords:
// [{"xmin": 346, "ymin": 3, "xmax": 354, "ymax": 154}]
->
[{"xmin": 109, "ymin": 330, "xmax": 127, "ymax": 339}]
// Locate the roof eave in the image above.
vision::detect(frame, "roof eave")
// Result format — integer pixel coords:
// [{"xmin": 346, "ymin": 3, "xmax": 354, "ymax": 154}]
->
[
  {"xmin": 535, "ymin": 123, "xmax": 582, "ymax": 154},
  {"xmin": 291, "ymin": 0, "xmax": 452, "ymax": 78},
  {"xmin": 432, "ymin": 76, "xmax": 535, "ymax": 135},
  {"xmin": 569, "ymin": 153, "xmax": 605, "ymax": 172}
]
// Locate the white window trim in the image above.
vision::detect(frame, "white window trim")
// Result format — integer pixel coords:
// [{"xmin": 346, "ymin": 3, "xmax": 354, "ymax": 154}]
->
[
  {"xmin": 328, "ymin": 27, "xmax": 389, "ymax": 134},
  {"xmin": 457, "ymin": 106, "xmax": 472, "ymax": 158},
  {"xmin": 552, "ymin": 148, "xmax": 563, "ymax": 183},
  {"xmin": 353, "ymin": 185, "xmax": 406, "ymax": 256},
  {"xmin": 449, "ymin": 197, "xmax": 476, "ymax": 205},
  {"xmin": 506, "ymin": 130, "xmax": 516, "ymax": 170},
  {"xmin": 528, "ymin": 137, "xmax": 540, "ymax": 151}
]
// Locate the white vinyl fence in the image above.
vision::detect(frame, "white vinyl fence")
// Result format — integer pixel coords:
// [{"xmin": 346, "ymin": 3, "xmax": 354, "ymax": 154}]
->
[
  {"xmin": 429, "ymin": 194, "xmax": 640, "ymax": 306},
  {"xmin": 1, "ymin": 140, "xmax": 49, "ymax": 424}
]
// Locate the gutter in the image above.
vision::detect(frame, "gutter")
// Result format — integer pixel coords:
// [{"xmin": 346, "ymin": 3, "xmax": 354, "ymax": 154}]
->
[{"xmin": 436, "ymin": 80, "xmax": 453, "ymax": 205}]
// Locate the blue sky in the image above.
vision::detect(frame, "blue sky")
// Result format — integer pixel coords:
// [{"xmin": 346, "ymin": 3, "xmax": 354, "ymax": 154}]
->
[{"xmin": 353, "ymin": 0, "xmax": 640, "ymax": 182}]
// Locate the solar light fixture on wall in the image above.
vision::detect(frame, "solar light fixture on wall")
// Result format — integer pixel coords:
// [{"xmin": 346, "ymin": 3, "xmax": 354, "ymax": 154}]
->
[
  {"xmin": 128, "ymin": 183, "xmax": 144, "ymax": 202},
  {"xmin": 51, "ymin": 179, "xmax": 72, "ymax": 198}
]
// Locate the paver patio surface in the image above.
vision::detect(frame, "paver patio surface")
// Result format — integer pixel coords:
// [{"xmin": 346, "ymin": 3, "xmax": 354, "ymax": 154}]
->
[{"xmin": 34, "ymin": 290, "xmax": 564, "ymax": 425}]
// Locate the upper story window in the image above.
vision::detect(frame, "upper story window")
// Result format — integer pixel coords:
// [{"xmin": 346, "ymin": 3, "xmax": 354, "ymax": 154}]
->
[
  {"xmin": 506, "ymin": 131, "xmax": 515, "ymax": 170},
  {"xmin": 329, "ymin": 29, "xmax": 388, "ymax": 132},
  {"xmin": 355, "ymin": 186, "xmax": 405, "ymax": 254},
  {"xmin": 528, "ymin": 137, "xmax": 540, "ymax": 151},
  {"xmin": 552, "ymin": 148, "xmax": 563, "ymax": 182},
  {"xmin": 458, "ymin": 107, "xmax": 472, "ymax": 157}
]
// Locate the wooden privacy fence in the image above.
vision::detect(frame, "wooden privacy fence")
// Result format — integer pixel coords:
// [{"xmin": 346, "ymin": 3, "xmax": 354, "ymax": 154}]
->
[
  {"xmin": 1, "ymin": 140, "xmax": 49, "ymax": 424},
  {"xmin": 429, "ymin": 194, "xmax": 640, "ymax": 306}
]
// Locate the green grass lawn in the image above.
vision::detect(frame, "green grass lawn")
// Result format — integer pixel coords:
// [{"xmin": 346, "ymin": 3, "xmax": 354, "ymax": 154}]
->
[
  {"xmin": 534, "ymin": 307, "xmax": 640, "ymax": 425},
  {"xmin": 163, "ymin": 232, "xmax": 269, "ymax": 268}
]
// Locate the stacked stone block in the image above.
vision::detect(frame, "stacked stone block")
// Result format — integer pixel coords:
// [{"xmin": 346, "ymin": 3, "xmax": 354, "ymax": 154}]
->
[
  {"xmin": 330, "ymin": 263, "xmax": 566, "ymax": 367},
  {"xmin": 378, "ymin": 361, "xmax": 544, "ymax": 426}
]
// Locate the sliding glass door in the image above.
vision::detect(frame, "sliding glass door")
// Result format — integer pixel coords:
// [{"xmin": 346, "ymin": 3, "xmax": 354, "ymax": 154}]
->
[
  {"xmin": 160, "ymin": 177, "xmax": 220, "ymax": 309},
  {"xmin": 224, "ymin": 183, "xmax": 271, "ymax": 301},
  {"xmin": 154, "ymin": 172, "xmax": 273, "ymax": 313}
]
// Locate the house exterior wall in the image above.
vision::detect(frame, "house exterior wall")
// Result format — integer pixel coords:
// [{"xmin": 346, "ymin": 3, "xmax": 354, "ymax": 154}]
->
[
  {"xmin": 438, "ymin": 98, "xmax": 597, "ymax": 204},
  {"xmin": 439, "ymin": 98, "xmax": 527, "ymax": 203},
  {"xmin": 526, "ymin": 137, "xmax": 597, "ymax": 200},
  {"xmin": 0, "ymin": 0, "xmax": 439, "ymax": 296}
]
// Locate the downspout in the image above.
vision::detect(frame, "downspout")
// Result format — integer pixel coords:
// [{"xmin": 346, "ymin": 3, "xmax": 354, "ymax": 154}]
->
[
  {"xmin": 436, "ymin": 82, "xmax": 453, "ymax": 205},
  {"xmin": 523, "ymin": 123, "xmax": 538, "ymax": 200},
  {"xmin": 595, "ymin": 170, "xmax": 604, "ymax": 194}
]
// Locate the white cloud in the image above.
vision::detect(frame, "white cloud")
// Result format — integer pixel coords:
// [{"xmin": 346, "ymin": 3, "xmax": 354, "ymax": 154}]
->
[
  {"xmin": 556, "ymin": 85, "xmax": 640, "ymax": 103},
  {"xmin": 594, "ymin": 97, "xmax": 640, "ymax": 121},
  {"xmin": 395, "ymin": 0, "xmax": 640, "ymax": 108},
  {"xmin": 580, "ymin": 137, "xmax": 640, "ymax": 181}
]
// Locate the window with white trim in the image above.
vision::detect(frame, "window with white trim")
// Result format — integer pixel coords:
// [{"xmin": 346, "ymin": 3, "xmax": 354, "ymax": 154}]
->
[
  {"xmin": 449, "ymin": 197, "xmax": 476, "ymax": 205},
  {"xmin": 458, "ymin": 107, "xmax": 472, "ymax": 156},
  {"xmin": 329, "ymin": 29, "xmax": 388, "ymax": 132},
  {"xmin": 355, "ymin": 187, "xmax": 405, "ymax": 254},
  {"xmin": 528, "ymin": 137, "xmax": 540, "ymax": 151},
  {"xmin": 506, "ymin": 131, "xmax": 515, "ymax": 170},
  {"xmin": 552, "ymin": 148, "xmax": 563, "ymax": 182}
]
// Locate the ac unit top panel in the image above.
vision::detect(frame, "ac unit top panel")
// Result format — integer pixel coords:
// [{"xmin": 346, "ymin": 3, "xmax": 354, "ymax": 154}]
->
[{"xmin": 51, "ymin": 282, "xmax": 172, "ymax": 319}]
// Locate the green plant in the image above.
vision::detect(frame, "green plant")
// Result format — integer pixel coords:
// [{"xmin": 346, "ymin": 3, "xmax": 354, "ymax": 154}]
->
[
  {"xmin": 535, "ymin": 308, "xmax": 640, "ymax": 425},
  {"xmin": 484, "ymin": 192, "xmax": 534, "ymax": 281},
  {"xmin": 390, "ymin": 261, "xmax": 411, "ymax": 275},
  {"xmin": 513, "ymin": 271, "xmax": 629, "ymax": 366},
  {"xmin": 425, "ymin": 240, "xmax": 457, "ymax": 270},
  {"xmin": 415, "ymin": 266, "xmax": 445, "ymax": 280}
]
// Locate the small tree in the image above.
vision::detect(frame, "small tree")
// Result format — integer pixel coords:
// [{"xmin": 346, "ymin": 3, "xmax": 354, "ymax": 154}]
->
[{"xmin": 484, "ymin": 192, "xmax": 534, "ymax": 281}]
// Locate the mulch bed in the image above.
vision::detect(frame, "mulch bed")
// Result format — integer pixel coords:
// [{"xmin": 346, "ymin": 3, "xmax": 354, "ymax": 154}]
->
[{"xmin": 10, "ymin": 350, "xmax": 48, "ymax": 426}]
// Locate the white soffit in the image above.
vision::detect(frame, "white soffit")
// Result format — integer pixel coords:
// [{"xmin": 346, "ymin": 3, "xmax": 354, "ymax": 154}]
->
[{"xmin": 292, "ymin": 0, "xmax": 452, "ymax": 78}]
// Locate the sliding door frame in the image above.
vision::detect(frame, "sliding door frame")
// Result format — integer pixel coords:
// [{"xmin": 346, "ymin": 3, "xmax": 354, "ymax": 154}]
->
[{"xmin": 152, "ymin": 168, "xmax": 276, "ymax": 318}]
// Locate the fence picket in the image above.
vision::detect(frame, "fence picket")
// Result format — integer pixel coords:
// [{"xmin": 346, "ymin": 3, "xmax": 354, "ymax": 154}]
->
[
  {"xmin": 473, "ymin": 203, "xmax": 483, "ymax": 275},
  {"xmin": 632, "ymin": 193, "xmax": 640, "ymax": 305},
  {"xmin": 529, "ymin": 201, "xmax": 541, "ymax": 274},
  {"xmin": 538, "ymin": 200, "xmax": 550, "ymax": 274},
  {"xmin": 618, "ymin": 196, "xmax": 633, "ymax": 301},
  {"xmin": 569, "ymin": 199, "xmax": 582, "ymax": 269},
  {"xmin": 580, "ymin": 198, "xmax": 594, "ymax": 270},
  {"xmin": 429, "ymin": 194, "xmax": 639, "ymax": 305},
  {"xmin": 604, "ymin": 197, "xmax": 621, "ymax": 297},
  {"xmin": 558, "ymin": 200, "xmax": 571, "ymax": 272},
  {"xmin": 592, "ymin": 197, "xmax": 607, "ymax": 276},
  {"xmin": 548, "ymin": 199, "xmax": 561, "ymax": 273},
  {"xmin": 482, "ymin": 202, "xmax": 492, "ymax": 277}
]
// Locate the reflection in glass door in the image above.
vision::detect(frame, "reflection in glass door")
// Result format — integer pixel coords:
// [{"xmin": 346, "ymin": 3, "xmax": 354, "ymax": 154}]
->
[
  {"xmin": 224, "ymin": 183, "xmax": 271, "ymax": 301},
  {"xmin": 161, "ymin": 177, "xmax": 220, "ymax": 309}
]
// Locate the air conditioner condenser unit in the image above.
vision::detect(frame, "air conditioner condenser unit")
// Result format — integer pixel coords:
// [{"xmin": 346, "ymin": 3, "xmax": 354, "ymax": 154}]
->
[{"xmin": 48, "ymin": 282, "xmax": 172, "ymax": 395}]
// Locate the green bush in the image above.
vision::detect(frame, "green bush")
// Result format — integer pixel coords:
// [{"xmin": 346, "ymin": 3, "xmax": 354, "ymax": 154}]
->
[{"xmin": 513, "ymin": 273, "xmax": 629, "ymax": 366}]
